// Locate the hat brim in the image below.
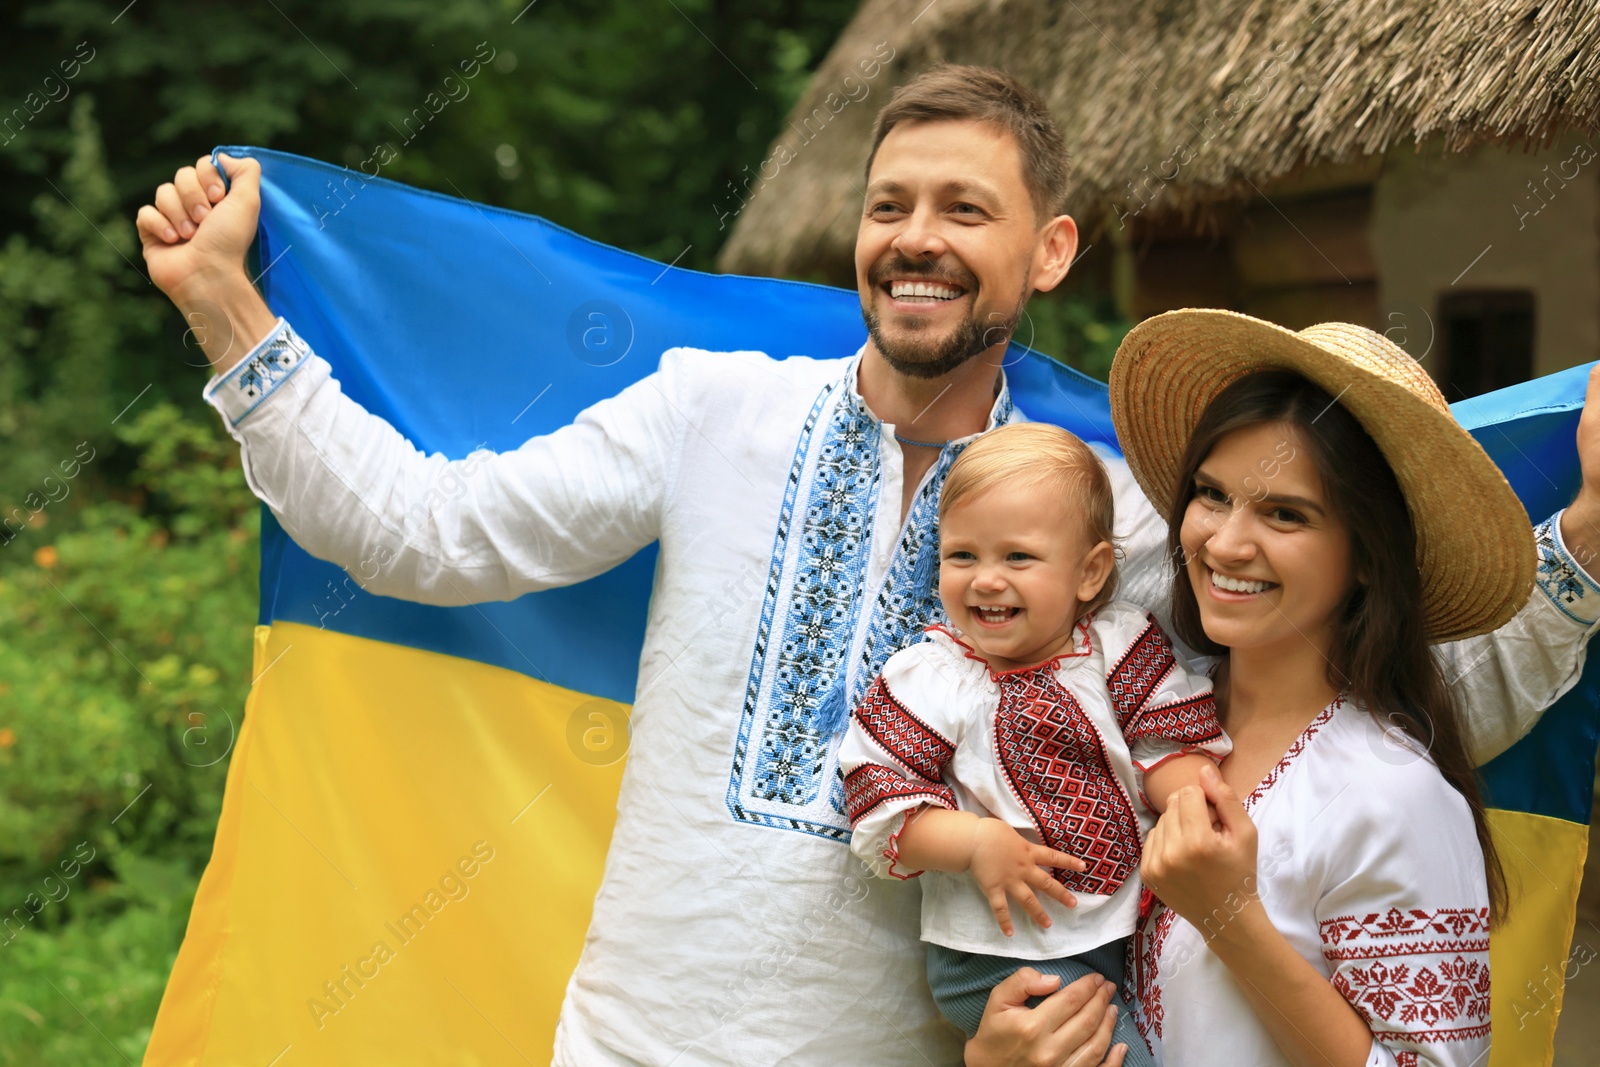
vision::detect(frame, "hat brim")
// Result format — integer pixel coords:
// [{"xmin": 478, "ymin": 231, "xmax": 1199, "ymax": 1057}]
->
[{"xmin": 1108, "ymin": 309, "xmax": 1534, "ymax": 643}]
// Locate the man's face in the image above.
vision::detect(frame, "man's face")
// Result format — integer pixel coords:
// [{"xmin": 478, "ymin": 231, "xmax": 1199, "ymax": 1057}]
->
[{"xmin": 855, "ymin": 118, "xmax": 1048, "ymax": 379}]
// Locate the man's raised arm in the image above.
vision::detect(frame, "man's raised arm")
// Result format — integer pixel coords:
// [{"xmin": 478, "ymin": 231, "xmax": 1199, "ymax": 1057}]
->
[
  {"xmin": 137, "ymin": 154, "xmax": 686, "ymax": 607},
  {"xmin": 1437, "ymin": 365, "xmax": 1600, "ymax": 764}
]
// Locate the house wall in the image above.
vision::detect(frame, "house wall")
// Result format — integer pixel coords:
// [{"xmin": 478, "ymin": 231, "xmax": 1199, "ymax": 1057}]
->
[
  {"xmin": 1372, "ymin": 133, "xmax": 1600, "ymax": 380},
  {"xmin": 1125, "ymin": 162, "xmax": 1388, "ymax": 332},
  {"xmin": 1233, "ymin": 189, "xmax": 1379, "ymax": 331}
]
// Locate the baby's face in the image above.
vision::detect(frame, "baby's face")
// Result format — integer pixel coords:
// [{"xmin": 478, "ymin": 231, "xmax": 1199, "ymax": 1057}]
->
[{"xmin": 937, "ymin": 482, "xmax": 1110, "ymax": 672}]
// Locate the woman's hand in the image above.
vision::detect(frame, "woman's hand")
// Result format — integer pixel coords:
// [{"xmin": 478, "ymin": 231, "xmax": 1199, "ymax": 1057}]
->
[
  {"xmin": 1143, "ymin": 765, "xmax": 1382, "ymax": 1067},
  {"xmin": 965, "ymin": 969, "xmax": 1129, "ymax": 1067},
  {"xmin": 1139, "ymin": 763, "xmax": 1262, "ymax": 937},
  {"xmin": 969, "ymin": 818, "xmax": 1085, "ymax": 936}
]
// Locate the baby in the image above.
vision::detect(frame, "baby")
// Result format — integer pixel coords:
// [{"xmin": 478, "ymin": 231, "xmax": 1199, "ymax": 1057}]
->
[{"xmin": 839, "ymin": 422, "xmax": 1229, "ymax": 1059}]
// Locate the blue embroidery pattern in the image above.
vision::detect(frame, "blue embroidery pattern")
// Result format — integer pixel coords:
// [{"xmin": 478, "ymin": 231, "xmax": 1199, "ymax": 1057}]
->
[
  {"xmin": 856, "ymin": 390, "xmax": 1013, "ymax": 693},
  {"xmin": 726, "ymin": 370, "xmax": 1015, "ymax": 841},
  {"xmin": 856, "ymin": 451, "xmax": 956, "ymax": 687},
  {"xmin": 728, "ymin": 381, "xmax": 878, "ymax": 839},
  {"xmin": 223, "ymin": 321, "xmax": 311, "ymax": 425},
  {"xmin": 1535, "ymin": 517, "xmax": 1599, "ymax": 625}
]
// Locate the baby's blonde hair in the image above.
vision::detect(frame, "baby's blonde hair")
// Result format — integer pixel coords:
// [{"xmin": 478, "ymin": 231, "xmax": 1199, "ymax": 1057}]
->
[{"xmin": 940, "ymin": 423, "xmax": 1120, "ymax": 614}]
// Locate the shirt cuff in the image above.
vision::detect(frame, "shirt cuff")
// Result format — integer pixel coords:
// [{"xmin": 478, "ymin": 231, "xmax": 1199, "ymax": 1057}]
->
[
  {"xmin": 201, "ymin": 317, "xmax": 310, "ymax": 430},
  {"xmin": 1534, "ymin": 511, "xmax": 1600, "ymax": 626},
  {"xmin": 881, "ymin": 807, "xmax": 931, "ymax": 881},
  {"xmin": 1131, "ymin": 745, "xmax": 1225, "ymax": 776}
]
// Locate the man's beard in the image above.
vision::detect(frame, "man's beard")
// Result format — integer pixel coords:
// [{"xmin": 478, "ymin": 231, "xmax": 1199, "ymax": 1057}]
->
[{"xmin": 861, "ymin": 256, "xmax": 1030, "ymax": 380}]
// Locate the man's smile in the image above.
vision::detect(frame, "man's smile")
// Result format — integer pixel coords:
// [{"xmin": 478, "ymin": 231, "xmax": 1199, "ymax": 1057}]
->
[{"xmin": 886, "ymin": 279, "xmax": 966, "ymax": 302}]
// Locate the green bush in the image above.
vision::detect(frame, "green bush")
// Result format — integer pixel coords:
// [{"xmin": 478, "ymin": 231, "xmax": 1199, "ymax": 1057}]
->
[{"xmin": 0, "ymin": 400, "xmax": 258, "ymax": 1059}]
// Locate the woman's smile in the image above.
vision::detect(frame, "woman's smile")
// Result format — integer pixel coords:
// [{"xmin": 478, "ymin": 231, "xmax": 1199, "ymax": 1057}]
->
[{"xmin": 1202, "ymin": 565, "xmax": 1277, "ymax": 600}]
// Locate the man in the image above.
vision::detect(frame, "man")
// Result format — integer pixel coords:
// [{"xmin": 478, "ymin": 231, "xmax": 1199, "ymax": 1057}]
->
[{"xmin": 138, "ymin": 66, "xmax": 1600, "ymax": 1065}]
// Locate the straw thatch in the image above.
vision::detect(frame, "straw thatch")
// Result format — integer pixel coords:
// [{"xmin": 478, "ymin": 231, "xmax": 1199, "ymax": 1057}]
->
[{"xmin": 717, "ymin": 0, "xmax": 1600, "ymax": 282}]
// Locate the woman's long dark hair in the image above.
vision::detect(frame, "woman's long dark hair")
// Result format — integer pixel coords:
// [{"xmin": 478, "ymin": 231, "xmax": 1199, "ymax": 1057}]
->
[{"xmin": 1166, "ymin": 370, "xmax": 1507, "ymax": 923}]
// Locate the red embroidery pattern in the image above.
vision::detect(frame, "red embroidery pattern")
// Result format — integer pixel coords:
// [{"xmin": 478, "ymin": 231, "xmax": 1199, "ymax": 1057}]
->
[
  {"xmin": 1131, "ymin": 904, "xmax": 1177, "ymax": 1045},
  {"xmin": 851, "ymin": 675, "xmax": 954, "ymax": 782},
  {"xmin": 1322, "ymin": 907, "xmax": 1492, "ymax": 1047},
  {"xmin": 843, "ymin": 764, "xmax": 955, "ymax": 824},
  {"xmin": 879, "ymin": 809, "xmax": 922, "ymax": 880},
  {"xmin": 1106, "ymin": 616, "xmax": 1176, "ymax": 726},
  {"xmin": 1322, "ymin": 908, "xmax": 1490, "ymax": 950},
  {"xmin": 1107, "ymin": 617, "xmax": 1224, "ymax": 746},
  {"xmin": 928, "ymin": 621, "xmax": 1092, "ymax": 679},
  {"xmin": 993, "ymin": 667, "xmax": 1140, "ymax": 896},
  {"xmin": 1128, "ymin": 692, "xmax": 1224, "ymax": 747},
  {"xmin": 1245, "ymin": 698, "xmax": 1340, "ymax": 811}
]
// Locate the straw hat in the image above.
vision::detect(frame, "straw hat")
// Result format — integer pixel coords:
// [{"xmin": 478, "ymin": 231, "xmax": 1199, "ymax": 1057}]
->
[{"xmin": 1108, "ymin": 308, "xmax": 1534, "ymax": 642}]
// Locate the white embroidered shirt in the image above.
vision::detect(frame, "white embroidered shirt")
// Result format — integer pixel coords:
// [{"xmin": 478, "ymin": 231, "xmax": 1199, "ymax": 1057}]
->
[
  {"xmin": 1131, "ymin": 697, "xmax": 1492, "ymax": 1067},
  {"xmin": 840, "ymin": 604, "xmax": 1230, "ymax": 959}
]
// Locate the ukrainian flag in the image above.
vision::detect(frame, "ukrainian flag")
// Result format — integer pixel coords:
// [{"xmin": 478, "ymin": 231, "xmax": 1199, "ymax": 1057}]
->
[{"xmin": 143, "ymin": 147, "xmax": 1597, "ymax": 1065}]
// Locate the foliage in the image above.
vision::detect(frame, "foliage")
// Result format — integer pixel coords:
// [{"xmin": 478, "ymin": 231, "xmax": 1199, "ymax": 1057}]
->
[
  {"xmin": 0, "ymin": 879, "xmax": 193, "ymax": 1065},
  {"xmin": 0, "ymin": 96, "xmax": 162, "ymax": 517},
  {"xmin": 1022, "ymin": 290, "xmax": 1133, "ymax": 383},
  {"xmin": 0, "ymin": 397, "xmax": 257, "ymax": 1057},
  {"xmin": 4, "ymin": 0, "xmax": 860, "ymax": 267}
]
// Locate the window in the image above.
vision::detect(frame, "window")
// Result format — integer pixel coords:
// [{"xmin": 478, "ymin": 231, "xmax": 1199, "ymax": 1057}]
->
[{"xmin": 1437, "ymin": 290, "xmax": 1535, "ymax": 399}]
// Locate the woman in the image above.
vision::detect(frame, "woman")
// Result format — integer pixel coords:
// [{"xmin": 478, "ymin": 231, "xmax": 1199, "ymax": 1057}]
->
[{"xmin": 1101, "ymin": 311, "xmax": 1526, "ymax": 1066}]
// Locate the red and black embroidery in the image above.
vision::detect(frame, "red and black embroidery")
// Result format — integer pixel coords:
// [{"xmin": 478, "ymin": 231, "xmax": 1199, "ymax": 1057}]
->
[
  {"xmin": 993, "ymin": 667, "xmax": 1141, "ymax": 897},
  {"xmin": 1322, "ymin": 907, "xmax": 1492, "ymax": 1047},
  {"xmin": 1126, "ymin": 692, "xmax": 1224, "ymax": 748},
  {"xmin": 1107, "ymin": 616, "xmax": 1224, "ymax": 746},
  {"xmin": 850, "ymin": 675, "xmax": 955, "ymax": 782},
  {"xmin": 843, "ymin": 764, "xmax": 955, "ymax": 824},
  {"xmin": 1106, "ymin": 616, "xmax": 1176, "ymax": 727}
]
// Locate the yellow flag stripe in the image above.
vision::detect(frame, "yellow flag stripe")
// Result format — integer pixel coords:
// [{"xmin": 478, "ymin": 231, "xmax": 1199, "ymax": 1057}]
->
[
  {"xmin": 146, "ymin": 622, "xmax": 628, "ymax": 1065},
  {"xmin": 1487, "ymin": 808, "xmax": 1589, "ymax": 1066}
]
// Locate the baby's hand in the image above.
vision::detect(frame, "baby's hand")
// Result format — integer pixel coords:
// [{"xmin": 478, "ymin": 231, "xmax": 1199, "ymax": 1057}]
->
[{"xmin": 968, "ymin": 818, "xmax": 1086, "ymax": 936}]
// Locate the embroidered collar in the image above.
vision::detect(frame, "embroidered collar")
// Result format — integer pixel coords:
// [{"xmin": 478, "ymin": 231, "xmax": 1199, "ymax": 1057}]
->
[
  {"xmin": 926, "ymin": 620, "xmax": 1094, "ymax": 683},
  {"xmin": 1242, "ymin": 695, "xmax": 1344, "ymax": 812},
  {"xmin": 839, "ymin": 348, "xmax": 1017, "ymax": 444}
]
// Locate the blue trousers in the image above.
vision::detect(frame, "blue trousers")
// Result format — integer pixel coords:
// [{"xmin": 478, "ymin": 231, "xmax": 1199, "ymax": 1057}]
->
[{"xmin": 926, "ymin": 938, "xmax": 1155, "ymax": 1066}]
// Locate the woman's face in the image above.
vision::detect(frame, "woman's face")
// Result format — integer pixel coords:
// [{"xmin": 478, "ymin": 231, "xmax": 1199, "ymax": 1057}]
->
[{"xmin": 1179, "ymin": 422, "xmax": 1355, "ymax": 659}]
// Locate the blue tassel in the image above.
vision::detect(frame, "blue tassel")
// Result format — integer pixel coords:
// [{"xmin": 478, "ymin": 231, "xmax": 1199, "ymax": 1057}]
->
[
  {"xmin": 913, "ymin": 536, "xmax": 939, "ymax": 603},
  {"xmin": 818, "ymin": 677, "xmax": 852, "ymax": 737}
]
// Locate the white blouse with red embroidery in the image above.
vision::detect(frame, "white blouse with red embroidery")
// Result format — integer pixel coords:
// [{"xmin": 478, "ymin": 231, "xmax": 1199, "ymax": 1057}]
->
[
  {"xmin": 1130, "ymin": 697, "xmax": 1492, "ymax": 1067},
  {"xmin": 839, "ymin": 601, "xmax": 1230, "ymax": 960}
]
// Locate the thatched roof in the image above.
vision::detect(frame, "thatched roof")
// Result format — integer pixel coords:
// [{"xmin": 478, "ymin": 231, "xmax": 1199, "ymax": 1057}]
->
[{"xmin": 718, "ymin": 0, "xmax": 1600, "ymax": 282}]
